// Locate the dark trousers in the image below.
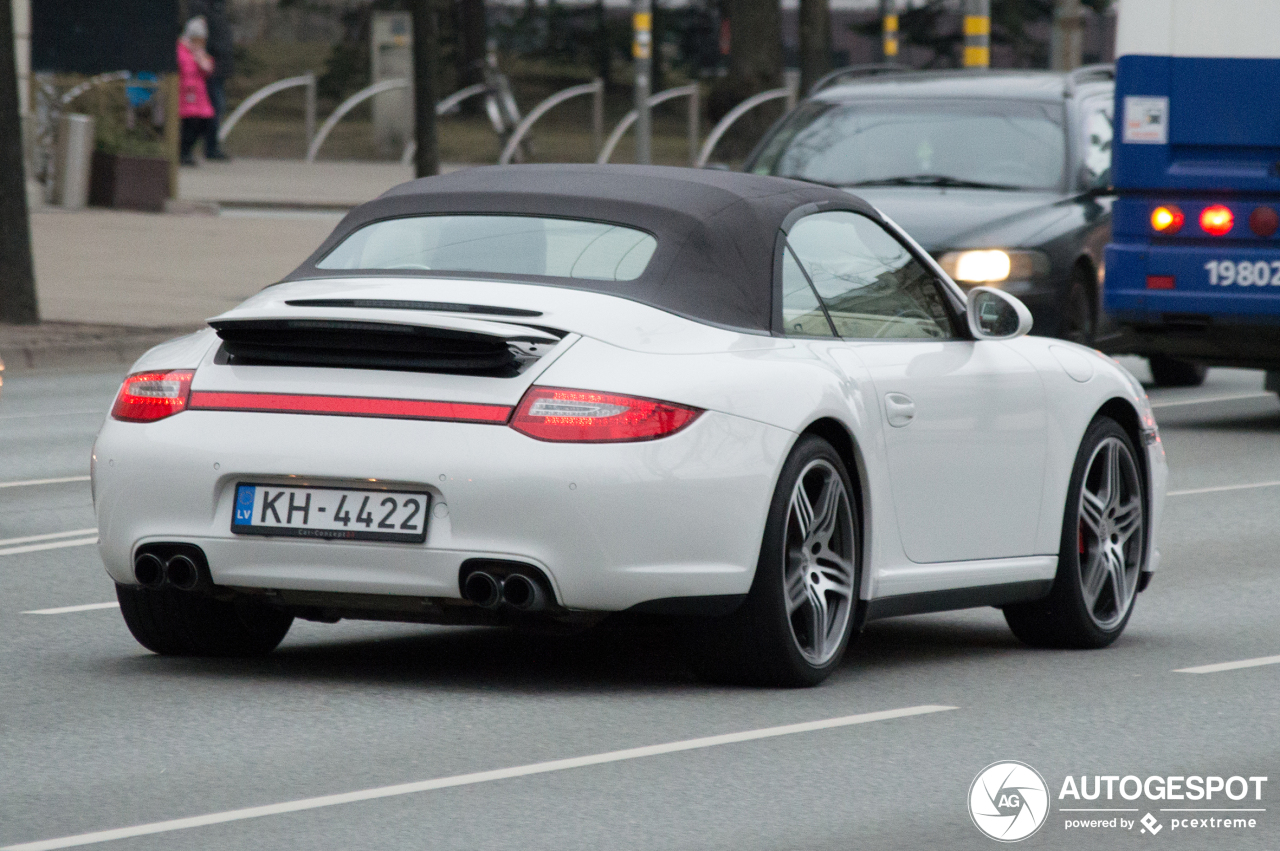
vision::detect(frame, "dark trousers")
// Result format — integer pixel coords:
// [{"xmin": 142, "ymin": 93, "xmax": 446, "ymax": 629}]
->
[
  {"xmin": 180, "ymin": 117, "xmax": 212, "ymax": 161},
  {"xmin": 204, "ymin": 77, "xmax": 226, "ymax": 156}
]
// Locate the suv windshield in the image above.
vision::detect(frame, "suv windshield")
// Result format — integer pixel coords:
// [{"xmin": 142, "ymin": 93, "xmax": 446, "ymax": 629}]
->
[
  {"xmin": 751, "ymin": 99, "xmax": 1066, "ymax": 191},
  {"xmin": 317, "ymin": 214, "xmax": 658, "ymax": 282}
]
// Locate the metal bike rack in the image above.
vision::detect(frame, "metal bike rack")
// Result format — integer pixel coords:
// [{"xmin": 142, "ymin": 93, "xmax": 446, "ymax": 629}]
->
[
  {"xmin": 694, "ymin": 72, "xmax": 800, "ymax": 169},
  {"xmin": 498, "ymin": 79, "xmax": 604, "ymax": 166},
  {"xmin": 219, "ymin": 73, "xmax": 316, "ymax": 145},
  {"xmin": 58, "ymin": 71, "xmax": 131, "ymax": 107},
  {"xmin": 596, "ymin": 83, "xmax": 700, "ymax": 166},
  {"xmin": 306, "ymin": 78, "xmax": 408, "ymax": 163},
  {"xmin": 399, "ymin": 82, "xmax": 492, "ymax": 165}
]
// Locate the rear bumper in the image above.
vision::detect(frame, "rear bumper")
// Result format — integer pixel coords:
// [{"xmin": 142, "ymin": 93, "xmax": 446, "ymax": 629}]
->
[
  {"xmin": 1104, "ymin": 240, "xmax": 1280, "ymax": 368},
  {"xmin": 92, "ymin": 408, "xmax": 793, "ymax": 612}
]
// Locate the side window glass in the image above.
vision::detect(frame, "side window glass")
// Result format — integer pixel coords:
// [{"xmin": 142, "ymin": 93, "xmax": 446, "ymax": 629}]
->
[
  {"xmin": 781, "ymin": 245, "xmax": 835, "ymax": 336},
  {"xmin": 1083, "ymin": 99, "xmax": 1113, "ymax": 187},
  {"xmin": 787, "ymin": 211, "xmax": 956, "ymax": 340}
]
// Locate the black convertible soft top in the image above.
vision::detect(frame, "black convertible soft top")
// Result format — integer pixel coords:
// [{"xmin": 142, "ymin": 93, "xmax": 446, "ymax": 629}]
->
[{"xmin": 285, "ymin": 164, "xmax": 877, "ymax": 333}]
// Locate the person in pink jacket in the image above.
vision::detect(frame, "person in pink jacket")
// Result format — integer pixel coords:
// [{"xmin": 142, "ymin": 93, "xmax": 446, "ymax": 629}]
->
[{"xmin": 177, "ymin": 16, "xmax": 215, "ymax": 166}]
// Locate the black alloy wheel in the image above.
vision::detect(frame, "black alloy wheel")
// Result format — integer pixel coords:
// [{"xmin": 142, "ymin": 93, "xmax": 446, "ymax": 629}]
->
[{"xmin": 1061, "ymin": 267, "xmax": 1096, "ymax": 346}]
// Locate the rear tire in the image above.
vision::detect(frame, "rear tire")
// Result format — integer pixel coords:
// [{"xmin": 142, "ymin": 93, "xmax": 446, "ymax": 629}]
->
[
  {"xmin": 116, "ymin": 584, "xmax": 293, "ymax": 657},
  {"xmin": 1148, "ymin": 354, "xmax": 1206, "ymax": 387},
  {"xmin": 691, "ymin": 435, "xmax": 859, "ymax": 687},
  {"xmin": 1004, "ymin": 417, "xmax": 1146, "ymax": 649}
]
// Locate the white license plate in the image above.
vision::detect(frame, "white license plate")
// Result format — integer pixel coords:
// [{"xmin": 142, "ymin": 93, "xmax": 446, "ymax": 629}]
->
[{"xmin": 231, "ymin": 484, "xmax": 429, "ymax": 543}]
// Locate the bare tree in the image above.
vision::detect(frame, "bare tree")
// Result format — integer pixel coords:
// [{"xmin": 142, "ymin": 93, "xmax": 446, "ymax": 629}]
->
[
  {"xmin": 0, "ymin": 0, "xmax": 38, "ymax": 324},
  {"xmin": 798, "ymin": 0, "xmax": 832, "ymax": 95},
  {"xmin": 711, "ymin": 0, "xmax": 783, "ymax": 133}
]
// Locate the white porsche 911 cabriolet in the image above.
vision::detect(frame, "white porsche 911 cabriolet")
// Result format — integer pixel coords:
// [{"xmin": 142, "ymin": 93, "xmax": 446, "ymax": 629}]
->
[{"xmin": 93, "ymin": 165, "xmax": 1166, "ymax": 686}]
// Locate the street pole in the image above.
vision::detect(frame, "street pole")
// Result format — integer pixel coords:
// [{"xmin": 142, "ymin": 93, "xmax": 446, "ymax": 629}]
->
[
  {"xmin": 962, "ymin": 0, "xmax": 990, "ymax": 69},
  {"xmin": 0, "ymin": 0, "xmax": 39, "ymax": 324},
  {"xmin": 411, "ymin": 0, "xmax": 440, "ymax": 177},
  {"xmin": 1050, "ymin": 0, "xmax": 1085, "ymax": 71},
  {"xmin": 633, "ymin": 0, "xmax": 652, "ymax": 165},
  {"xmin": 880, "ymin": 0, "xmax": 898, "ymax": 63}
]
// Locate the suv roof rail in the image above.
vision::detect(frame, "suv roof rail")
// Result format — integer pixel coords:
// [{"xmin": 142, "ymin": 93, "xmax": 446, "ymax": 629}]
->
[
  {"xmin": 809, "ymin": 63, "xmax": 913, "ymax": 95},
  {"xmin": 1067, "ymin": 63, "xmax": 1115, "ymax": 91}
]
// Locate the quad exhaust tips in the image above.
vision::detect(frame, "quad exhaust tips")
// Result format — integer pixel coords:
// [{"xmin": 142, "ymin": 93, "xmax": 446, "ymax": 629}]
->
[
  {"xmin": 460, "ymin": 569, "xmax": 550, "ymax": 612},
  {"xmin": 164, "ymin": 555, "xmax": 200, "ymax": 591},
  {"xmin": 500, "ymin": 573, "xmax": 545, "ymax": 611},
  {"xmin": 462, "ymin": 571, "xmax": 503, "ymax": 609},
  {"xmin": 133, "ymin": 548, "xmax": 206, "ymax": 591},
  {"xmin": 133, "ymin": 553, "xmax": 166, "ymax": 588}
]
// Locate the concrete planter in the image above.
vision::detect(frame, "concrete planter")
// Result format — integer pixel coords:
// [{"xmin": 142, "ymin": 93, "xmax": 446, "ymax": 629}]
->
[{"xmin": 89, "ymin": 151, "xmax": 170, "ymax": 212}]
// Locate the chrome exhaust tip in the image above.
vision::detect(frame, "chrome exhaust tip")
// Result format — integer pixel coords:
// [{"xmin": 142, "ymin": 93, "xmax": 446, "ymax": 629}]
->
[
  {"xmin": 134, "ymin": 553, "xmax": 166, "ymax": 588},
  {"xmin": 462, "ymin": 571, "xmax": 502, "ymax": 609},
  {"xmin": 500, "ymin": 573, "xmax": 546, "ymax": 612},
  {"xmin": 164, "ymin": 555, "xmax": 200, "ymax": 591}
]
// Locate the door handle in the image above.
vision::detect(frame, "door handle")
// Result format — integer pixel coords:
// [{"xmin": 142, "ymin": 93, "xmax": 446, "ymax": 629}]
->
[{"xmin": 884, "ymin": 393, "xmax": 915, "ymax": 428}]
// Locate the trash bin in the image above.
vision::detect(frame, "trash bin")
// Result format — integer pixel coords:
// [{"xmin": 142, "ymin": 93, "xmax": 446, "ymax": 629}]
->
[{"xmin": 54, "ymin": 113, "xmax": 95, "ymax": 209}]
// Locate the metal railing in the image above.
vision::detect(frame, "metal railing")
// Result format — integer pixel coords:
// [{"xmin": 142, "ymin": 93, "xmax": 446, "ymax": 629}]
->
[
  {"xmin": 596, "ymin": 83, "xmax": 700, "ymax": 166},
  {"xmin": 695, "ymin": 71, "xmax": 800, "ymax": 168},
  {"xmin": 498, "ymin": 79, "xmax": 604, "ymax": 166},
  {"xmin": 219, "ymin": 72, "xmax": 316, "ymax": 144}
]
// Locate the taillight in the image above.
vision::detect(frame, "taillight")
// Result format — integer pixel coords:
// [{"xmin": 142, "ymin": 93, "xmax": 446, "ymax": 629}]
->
[
  {"xmin": 1200, "ymin": 205, "xmax": 1234, "ymax": 236},
  {"xmin": 1249, "ymin": 206, "xmax": 1279, "ymax": 237},
  {"xmin": 1150, "ymin": 205, "xmax": 1183, "ymax": 234},
  {"xmin": 110, "ymin": 370, "xmax": 194, "ymax": 422},
  {"xmin": 510, "ymin": 386, "xmax": 701, "ymax": 442}
]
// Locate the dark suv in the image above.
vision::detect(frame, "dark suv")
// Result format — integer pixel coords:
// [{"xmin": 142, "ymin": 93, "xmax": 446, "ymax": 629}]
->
[{"xmin": 746, "ymin": 66, "xmax": 1116, "ymax": 345}]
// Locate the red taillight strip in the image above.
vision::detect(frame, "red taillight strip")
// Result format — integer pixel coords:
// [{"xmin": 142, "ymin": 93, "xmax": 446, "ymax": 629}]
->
[{"xmin": 188, "ymin": 391, "xmax": 511, "ymax": 424}]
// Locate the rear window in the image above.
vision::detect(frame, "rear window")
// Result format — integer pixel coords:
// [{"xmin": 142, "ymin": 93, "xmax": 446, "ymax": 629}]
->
[{"xmin": 316, "ymin": 214, "xmax": 658, "ymax": 282}]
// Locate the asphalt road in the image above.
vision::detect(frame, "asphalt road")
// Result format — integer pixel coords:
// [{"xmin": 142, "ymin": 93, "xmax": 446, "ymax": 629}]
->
[{"xmin": 1, "ymin": 361, "xmax": 1278, "ymax": 851}]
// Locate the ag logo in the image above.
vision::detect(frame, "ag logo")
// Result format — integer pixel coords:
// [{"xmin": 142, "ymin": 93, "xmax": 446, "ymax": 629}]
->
[{"xmin": 969, "ymin": 761, "xmax": 1050, "ymax": 842}]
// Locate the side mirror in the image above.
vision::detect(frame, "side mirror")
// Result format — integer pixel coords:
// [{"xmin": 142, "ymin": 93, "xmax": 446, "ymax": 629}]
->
[{"xmin": 966, "ymin": 287, "xmax": 1033, "ymax": 340}]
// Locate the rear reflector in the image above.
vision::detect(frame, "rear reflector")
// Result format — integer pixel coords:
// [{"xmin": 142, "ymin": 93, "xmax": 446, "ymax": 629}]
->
[
  {"xmin": 1146, "ymin": 275, "xmax": 1176, "ymax": 290},
  {"xmin": 111, "ymin": 370, "xmax": 194, "ymax": 422},
  {"xmin": 188, "ymin": 391, "xmax": 511, "ymax": 423},
  {"xmin": 1250, "ymin": 206, "xmax": 1279, "ymax": 237},
  {"xmin": 510, "ymin": 386, "xmax": 701, "ymax": 442}
]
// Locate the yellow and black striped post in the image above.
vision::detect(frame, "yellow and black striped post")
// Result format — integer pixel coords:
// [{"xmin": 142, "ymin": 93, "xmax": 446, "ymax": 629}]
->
[
  {"xmin": 880, "ymin": 0, "xmax": 898, "ymax": 60},
  {"xmin": 962, "ymin": 0, "xmax": 990, "ymax": 69}
]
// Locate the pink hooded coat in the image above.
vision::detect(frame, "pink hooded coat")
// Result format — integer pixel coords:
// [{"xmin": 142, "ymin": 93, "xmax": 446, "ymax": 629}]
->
[{"xmin": 177, "ymin": 41, "xmax": 215, "ymax": 119}]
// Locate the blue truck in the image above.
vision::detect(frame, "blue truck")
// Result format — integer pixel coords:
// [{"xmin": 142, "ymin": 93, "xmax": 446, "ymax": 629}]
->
[{"xmin": 1104, "ymin": 0, "xmax": 1280, "ymax": 389}]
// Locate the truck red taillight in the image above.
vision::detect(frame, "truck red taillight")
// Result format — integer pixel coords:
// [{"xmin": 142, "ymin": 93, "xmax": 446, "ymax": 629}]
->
[
  {"xmin": 1200, "ymin": 205, "xmax": 1234, "ymax": 236},
  {"xmin": 1150, "ymin": 205, "xmax": 1183, "ymax": 234},
  {"xmin": 110, "ymin": 370, "xmax": 194, "ymax": 422},
  {"xmin": 510, "ymin": 386, "xmax": 701, "ymax": 442}
]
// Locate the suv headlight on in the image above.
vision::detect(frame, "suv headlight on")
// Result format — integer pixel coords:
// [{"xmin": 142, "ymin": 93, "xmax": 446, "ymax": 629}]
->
[{"xmin": 938, "ymin": 249, "xmax": 1050, "ymax": 286}]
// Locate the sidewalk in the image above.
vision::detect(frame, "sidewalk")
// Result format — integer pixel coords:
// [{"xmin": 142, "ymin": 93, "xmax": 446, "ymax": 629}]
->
[
  {"xmin": 4, "ymin": 158, "xmax": 471, "ymax": 373},
  {"xmin": 177, "ymin": 157, "xmax": 465, "ymax": 209},
  {"xmin": 178, "ymin": 158, "xmax": 417, "ymax": 209}
]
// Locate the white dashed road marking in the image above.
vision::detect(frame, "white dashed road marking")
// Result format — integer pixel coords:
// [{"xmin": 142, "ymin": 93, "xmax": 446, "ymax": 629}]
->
[
  {"xmin": 1167, "ymin": 480, "xmax": 1280, "ymax": 497},
  {"xmin": 0, "ymin": 529, "xmax": 98, "ymax": 558},
  {"xmin": 0, "ymin": 704, "xmax": 957, "ymax": 851},
  {"xmin": 22, "ymin": 603, "xmax": 119, "ymax": 615},
  {"xmin": 1149, "ymin": 392, "xmax": 1275, "ymax": 409},
  {"xmin": 1175, "ymin": 655, "xmax": 1280, "ymax": 675},
  {"xmin": 0, "ymin": 476, "xmax": 91, "ymax": 489}
]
